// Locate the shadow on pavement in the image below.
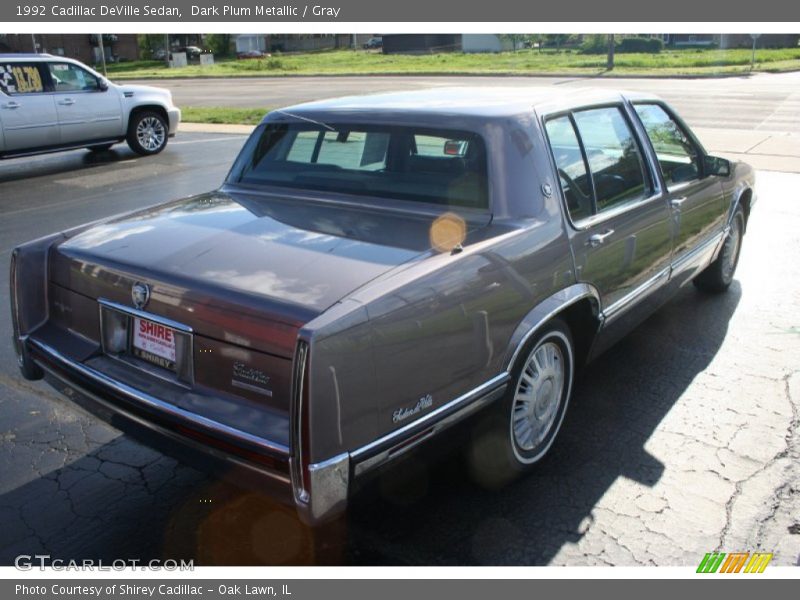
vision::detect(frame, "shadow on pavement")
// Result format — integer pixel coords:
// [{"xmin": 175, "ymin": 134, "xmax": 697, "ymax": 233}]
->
[
  {"xmin": 344, "ymin": 282, "xmax": 742, "ymax": 565},
  {"xmin": 0, "ymin": 282, "xmax": 740, "ymax": 566},
  {"xmin": 0, "ymin": 148, "xmax": 141, "ymax": 185}
]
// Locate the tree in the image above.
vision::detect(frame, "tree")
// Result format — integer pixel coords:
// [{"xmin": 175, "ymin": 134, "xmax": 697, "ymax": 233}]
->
[
  {"xmin": 607, "ymin": 34, "xmax": 615, "ymax": 70},
  {"xmin": 545, "ymin": 34, "xmax": 570, "ymax": 51},
  {"xmin": 204, "ymin": 34, "xmax": 233, "ymax": 57}
]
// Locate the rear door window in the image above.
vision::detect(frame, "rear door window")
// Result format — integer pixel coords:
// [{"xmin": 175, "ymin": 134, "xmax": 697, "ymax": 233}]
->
[
  {"xmin": 544, "ymin": 115, "xmax": 594, "ymax": 221},
  {"xmin": 0, "ymin": 62, "xmax": 46, "ymax": 96},
  {"xmin": 572, "ymin": 106, "xmax": 651, "ymax": 213},
  {"xmin": 48, "ymin": 62, "xmax": 101, "ymax": 92}
]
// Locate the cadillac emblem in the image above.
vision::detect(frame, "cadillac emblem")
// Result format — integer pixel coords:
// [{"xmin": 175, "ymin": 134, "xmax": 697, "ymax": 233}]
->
[{"xmin": 131, "ymin": 282, "xmax": 150, "ymax": 310}]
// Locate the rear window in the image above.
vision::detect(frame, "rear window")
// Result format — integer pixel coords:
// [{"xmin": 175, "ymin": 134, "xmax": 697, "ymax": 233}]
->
[{"xmin": 228, "ymin": 123, "xmax": 489, "ymax": 209}]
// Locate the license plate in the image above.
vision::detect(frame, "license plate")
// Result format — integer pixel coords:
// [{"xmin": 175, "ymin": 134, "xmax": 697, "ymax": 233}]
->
[{"xmin": 132, "ymin": 317, "xmax": 177, "ymax": 371}]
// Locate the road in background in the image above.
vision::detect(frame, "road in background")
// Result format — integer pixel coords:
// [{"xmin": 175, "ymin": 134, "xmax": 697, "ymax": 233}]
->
[{"xmin": 128, "ymin": 71, "xmax": 800, "ymax": 133}]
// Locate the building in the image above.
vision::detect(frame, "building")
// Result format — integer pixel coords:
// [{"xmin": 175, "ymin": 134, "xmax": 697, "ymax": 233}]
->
[
  {"xmin": 663, "ymin": 34, "xmax": 799, "ymax": 49},
  {"xmin": 382, "ymin": 34, "xmax": 461, "ymax": 54},
  {"xmin": 382, "ymin": 34, "xmax": 520, "ymax": 54},
  {"xmin": 233, "ymin": 34, "xmax": 373, "ymax": 54},
  {"xmin": 0, "ymin": 33, "xmax": 139, "ymax": 64},
  {"xmin": 461, "ymin": 34, "xmax": 514, "ymax": 53}
]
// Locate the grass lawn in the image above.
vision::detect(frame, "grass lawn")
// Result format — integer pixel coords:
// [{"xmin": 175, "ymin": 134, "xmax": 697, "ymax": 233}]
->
[
  {"xmin": 108, "ymin": 47, "xmax": 800, "ymax": 79},
  {"xmin": 181, "ymin": 106, "xmax": 269, "ymax": 125}
]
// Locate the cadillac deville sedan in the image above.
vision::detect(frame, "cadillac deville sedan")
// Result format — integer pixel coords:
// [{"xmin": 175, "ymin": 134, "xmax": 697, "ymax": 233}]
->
[{"xmin": 10, "ymin": 88, "xmax": 755, "ymax": 524}]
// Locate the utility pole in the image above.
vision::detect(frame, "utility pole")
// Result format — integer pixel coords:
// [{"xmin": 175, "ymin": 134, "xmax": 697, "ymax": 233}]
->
[
  {"xmin": 606, "ymin": 34, "xmax": 615, "ymax": 70},
  {"xmin": 749, "ymin": 34, "xmax": 761, "ymax": 70},
  {"xmin": 31, "ymin": 34, "xmax": 37, "ymax": 53},
  {"xmin": 98, "ymin": 35, "xmax": 108, "ymax": 76},
  {"xmin": 164, "ymin": 33, "xmax": 170, "ymax": 67}
]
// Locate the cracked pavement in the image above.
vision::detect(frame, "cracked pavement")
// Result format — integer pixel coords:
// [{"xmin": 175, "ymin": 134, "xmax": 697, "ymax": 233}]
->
[{"xmin": 0, "ymin": 132, "xmax": 798, "ymax": 566}]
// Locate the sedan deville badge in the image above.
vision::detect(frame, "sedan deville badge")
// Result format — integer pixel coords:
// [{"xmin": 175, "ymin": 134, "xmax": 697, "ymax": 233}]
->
[{"xmin": 393, "ymin": 394, "xmax": 434, "ymax": 423}]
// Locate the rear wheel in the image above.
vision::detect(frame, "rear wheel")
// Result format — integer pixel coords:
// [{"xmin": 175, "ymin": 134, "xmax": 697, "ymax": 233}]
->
[
  {"xmin": 694, "ymin": 205, "xmax": 745, "ymax": 293},
  {"xmin": 127, "ymin": 110, "xmax": 168, "ymax": 156},
  {"xmin": 467, "ymin": 319, "xmax": 574, "ymax": 489}
]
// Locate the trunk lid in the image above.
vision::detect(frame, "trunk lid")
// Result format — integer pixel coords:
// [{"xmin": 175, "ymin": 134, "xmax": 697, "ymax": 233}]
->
[{"xmin": 50, "ymin": 189, "xmax": 486, "ymax": 357}]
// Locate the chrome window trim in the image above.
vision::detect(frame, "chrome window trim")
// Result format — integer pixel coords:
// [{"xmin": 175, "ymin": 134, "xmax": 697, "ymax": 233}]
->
[
  {"xmin": 27, "ymin": 336, "xmax": 291, "ymax": 458},
  {"xmin": 540, "ymin": 101, "xmax": 664, "ymax": 233}
]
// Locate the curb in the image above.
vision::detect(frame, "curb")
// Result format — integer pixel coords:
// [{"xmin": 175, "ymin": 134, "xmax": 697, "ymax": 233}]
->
[{"xmin": 111, "ymin": 69, "xmax": 800, "ymax": 82}]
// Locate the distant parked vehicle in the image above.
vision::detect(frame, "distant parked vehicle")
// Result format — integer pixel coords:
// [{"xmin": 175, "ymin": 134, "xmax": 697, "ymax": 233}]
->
[
  {"xmin": 363, "ymin": 37, "xmax": 383, "ymax": 50},
  {"xmin": 177, "ymin": 45, "xmax": 204, "ymax": 60},
  {"xmin": 0, "ymin": 54, "xmax": 180, "ymax": 158},
  {"xmin": 237, "ymin": 50, "xmax": 271, "ymax": 59}
]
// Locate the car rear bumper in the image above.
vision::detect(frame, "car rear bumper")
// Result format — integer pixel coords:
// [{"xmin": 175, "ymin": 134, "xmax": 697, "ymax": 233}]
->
[{"xmin": 23, "ymin": 335, "xmax": 346, "ymax": 526}]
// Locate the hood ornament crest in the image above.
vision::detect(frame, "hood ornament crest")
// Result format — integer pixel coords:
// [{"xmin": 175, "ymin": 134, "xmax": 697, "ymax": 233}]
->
[{"xmin": 131, "ymin": 282, "xmax": 150, "ymax": 310}]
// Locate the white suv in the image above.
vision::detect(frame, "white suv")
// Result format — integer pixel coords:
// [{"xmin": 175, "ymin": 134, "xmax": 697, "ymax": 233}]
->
[{"xmin": 0, "ymin": 54, "xmax": 180, "ymax": 158}]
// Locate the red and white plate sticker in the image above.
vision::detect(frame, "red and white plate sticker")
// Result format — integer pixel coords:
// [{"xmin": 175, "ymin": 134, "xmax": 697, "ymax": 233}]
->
[{"xmin": 132, "ymin": 318, "xmax": 176, "ymax": 363}]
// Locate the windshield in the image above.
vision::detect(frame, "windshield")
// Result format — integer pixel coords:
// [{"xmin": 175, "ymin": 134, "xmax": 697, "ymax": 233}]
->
[{"xmin": 227, "ymin": 122, "xmax": 489, "ymax": 210}]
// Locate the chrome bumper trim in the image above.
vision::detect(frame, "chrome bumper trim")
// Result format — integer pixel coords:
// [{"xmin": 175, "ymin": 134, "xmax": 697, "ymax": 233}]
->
[{"xmin": 27, "ymin": 336, "xmax": 290, "ymax": 457}]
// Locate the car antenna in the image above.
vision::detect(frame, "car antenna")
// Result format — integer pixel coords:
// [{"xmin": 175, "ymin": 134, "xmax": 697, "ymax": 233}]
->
[{"xmin": 272, "ymin": 109, "xmax": 336, "ymax": 132}]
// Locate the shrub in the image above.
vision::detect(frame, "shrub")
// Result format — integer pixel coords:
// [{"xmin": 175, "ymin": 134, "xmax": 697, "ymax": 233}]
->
[
  {"xmin": 618, "ymin": 37, "xmax": 664, "ymax": 53},
  {"xmin": 580, "ymin": 34, "xmax": 608, "ymax": 54},
  {"xmin": 581, "ymin": 35, "xmax": 664, "ymax": 54}
]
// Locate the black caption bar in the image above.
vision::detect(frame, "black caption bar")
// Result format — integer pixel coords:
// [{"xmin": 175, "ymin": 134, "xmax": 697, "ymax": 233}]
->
[{"xmin": 1, "ymin": 0, "xmax": 799, "ymax": 22}]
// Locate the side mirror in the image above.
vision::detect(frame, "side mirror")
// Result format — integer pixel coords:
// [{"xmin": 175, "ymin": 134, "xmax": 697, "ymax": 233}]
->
[
  {"xmin": 704, "ymin": 155, "xmax": 730, "ymax": 177},
  {"xmin": 97, "ymin": 77, "xmax": 109, "ymax": 91}
]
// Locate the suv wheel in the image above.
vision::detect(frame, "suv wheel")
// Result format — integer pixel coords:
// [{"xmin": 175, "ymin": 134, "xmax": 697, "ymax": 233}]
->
[
  {"xmin": 127, "ymin": 111, "xmax": 168, "ymax": 155},
  {"xmin": 467, "ymin": 318, "xmax": 574, "ymax": 489}
]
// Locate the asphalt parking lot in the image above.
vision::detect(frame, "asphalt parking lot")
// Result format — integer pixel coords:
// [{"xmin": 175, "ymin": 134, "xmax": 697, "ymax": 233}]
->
[{"xmin": 0, "ymin": 131, "xmax": 798, "ymax": 566}]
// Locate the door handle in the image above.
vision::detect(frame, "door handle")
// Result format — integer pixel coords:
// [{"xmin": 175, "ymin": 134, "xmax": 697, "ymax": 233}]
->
[
  {"xmin": 2, "ymin": 101, "xmax": 20, "ymax": 109},
  {"xmin": 670, "ymin": 197, "xmax": 687, "ymax": 209},
  {"xmin": 58, "ymin": 98, "xmax": 75, "ymax": 106},
  {"xmin": 587, "ymin": 229, "xmax": 615, "ymax": 247}
]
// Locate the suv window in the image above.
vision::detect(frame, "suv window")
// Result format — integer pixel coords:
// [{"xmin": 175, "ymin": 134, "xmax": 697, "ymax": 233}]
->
[
  {"xmin": 544, "ymin": 116, "xmax": 594, "ymax": 221},
  {"xmin": 633, "ymin": 103, "xmax": 701, "ymax": 188},
  {"xmin": 572, "ymin": 106, "xmax": 650, "ymax": 212},
  {"xmin": 0, "ymin": 62, "xmax": 46, "ymax": 95},
  {"xmin": 48, "ymin": 62, "xmax": 100, "ymax": 92}
]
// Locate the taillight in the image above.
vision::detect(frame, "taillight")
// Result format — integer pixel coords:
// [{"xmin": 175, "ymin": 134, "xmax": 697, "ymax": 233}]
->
[
  {"xmin": 290, "ymin": 339, "xmax": 311, "ymax": 503},
  {"xmin": 9, "ymin": 249, "xmax": 21, "ymax": 356}
]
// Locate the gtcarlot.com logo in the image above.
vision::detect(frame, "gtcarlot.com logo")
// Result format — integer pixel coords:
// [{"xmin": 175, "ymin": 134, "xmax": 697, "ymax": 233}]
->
[
  {"xmin": 697, "ymin": 552, "xmax": 773, "ymax": 573},
  {"xmin": 14, "ymin": 554, "xmax": 194, "ymax": 571}
]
